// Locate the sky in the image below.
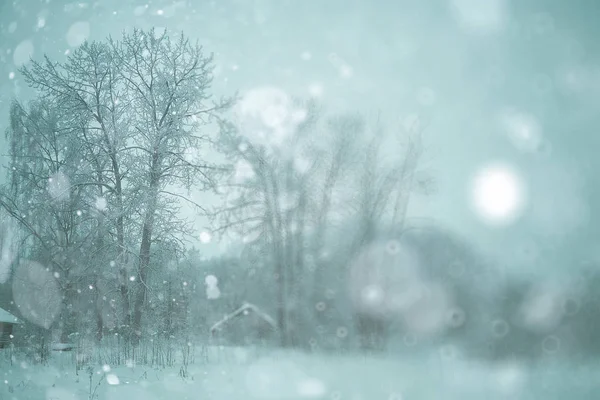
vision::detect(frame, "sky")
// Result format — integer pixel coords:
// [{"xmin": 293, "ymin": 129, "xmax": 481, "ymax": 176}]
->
[{"xmin": 0, "ymin": 0, "xmax": 599, "ymax": 274}]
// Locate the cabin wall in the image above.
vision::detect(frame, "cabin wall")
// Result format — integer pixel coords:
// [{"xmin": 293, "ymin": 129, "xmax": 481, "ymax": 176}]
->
[{"xmin": 211, "ymin": 314, "xmax": 277, "ymax": 346}]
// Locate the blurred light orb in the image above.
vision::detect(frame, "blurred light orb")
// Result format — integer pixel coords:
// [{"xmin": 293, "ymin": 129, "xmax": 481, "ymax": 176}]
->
[
  {"xmin": 199, "ymin": 231, "xmax": 212, "ymax": 244},
  {"xmin": 300, "ymin": 51, "xmax": 312, "ymax": 61},
  {"xmin": 339, "ymin": 64, "xmax": 353, "ymax": 79},
  {"xmin": 0, "ymin": 223, "xmax": 16, "ymax": 284},
  {"xmin": 402, "ymin": 282, "xmax": 452, "ymax": 336},
  {"xmin": 361, "ymin": 285, "xmax": 384, "ymax": 306},
  {"xmin": 66, "ymin": 21, "xmax": 90, "ymax": 47},
  {"xmin": 234, "ymin": 159, "xmax": 255, "ymax": 182},
  {"xmin": 294, "ymin": 155, "xmax": 312, "ymax": 174},
  {"xmin": 234, "ymin": 86, "xmax": 306, "ymax": 149},
  {"xmin": 470, "ymin": 163, "xmax": 526, "ymax": 226},
  {"xmin": 349, "ymin": 240, "xmax": 422, "ymax": 318},
  {"xmin": 106, "ymin": 374, "xmax": 120, "ymax": 385},
  {"xmin": 308, "ymin": 83, "xmax": 324, "ymax": 97},
  {"xmin": 500, "ymin": 111, "xmax": 543, "ymax": 153},
  {"xmin": 13, "ymin": 40, "xmax": 34, "ymax": 66},
  {"xmin": 206, "ymin": 285, "xmax": 221, "ymax": 300},
  {"xmin": 205, "ymin": 274, "xmax": 218, "ymax": 286},
  {"xmin": 517, "ymin": 283, "xmax": 565, "ymax": 333},
  {"xmin": 95, "ymin": 196, "xmax": 107, "ymax": 211}
]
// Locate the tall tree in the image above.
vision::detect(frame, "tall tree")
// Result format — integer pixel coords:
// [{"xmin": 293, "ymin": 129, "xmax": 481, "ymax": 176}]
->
[
  {"xmin": 19, "ymin": 40, "xmax": 137, "ymax": 339},
  {"xmin": 211, "ymin": 105, "xmax": 435, "ymax": 349},
  {"xmin": 1, "ymin": 99, "xmax": 98, "ymax": 342},
  {"xmin": 111, "ymin": 29, "xmax": 231, "ymax": 341},
  {"xmin": 211, "ymin": 100, "xmax": 319, "ymax": 346},
  {"xmin": 2, "ymin": 28, "xmax": 231, "ymax": 346}
]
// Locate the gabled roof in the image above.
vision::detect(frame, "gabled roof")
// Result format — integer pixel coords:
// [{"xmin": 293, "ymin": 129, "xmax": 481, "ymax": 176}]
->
[
  {"xmin": 0, "ymin": 307, "xmax": 19, "ymax": 324},
  {"xmin": 210, "ymin": 302, "xmax": 276, "ymax": 333}
]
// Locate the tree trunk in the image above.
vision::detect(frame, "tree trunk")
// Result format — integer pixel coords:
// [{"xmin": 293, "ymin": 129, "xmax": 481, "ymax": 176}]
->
[
  {"xmin": 95, "ymin": 190, "xmax": 105, "ymax": 343},
  {"xmin": 271, "ymin": 177, "xmax": 289, "ymax": 347},
  {"xmin": 113, "ymin": 174, "xmax": 133, "ymax": 343},
  {"xmin": 58, "ymin": 279, "xmax": 76, "ymax": 344},
  {"xmin": 132, "ymin": 187, "xmax": 158, "ymax": 344},
  {"xmin": 95, "ymin": 285, "xmax": 104, "ymax": 343}
]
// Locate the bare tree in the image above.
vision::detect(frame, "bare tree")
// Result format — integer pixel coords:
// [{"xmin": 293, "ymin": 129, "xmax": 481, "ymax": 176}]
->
[
  {"xmin": 1, "ymin": 99, "xmax": 100, "ymax": 342},
  {"xmin": 111, "ymin": 29, "xmax": 231, "ymax": 341},
  {"xmin": 211, "ymin": 100, "xmax": 319, "ymax": 346},
  {"xmin": 2, "ymin": 28, "xmax": 231, "ymax": 347},
  {"xmin": 347, "ymin": 115, "xmax": 435, "ymax": 351},
  {"xmin": 19, "ymin": 41, "xmax": 137, "ymax": 340},
  {"xmin": 307, "ymin": 113, "xmax": 363, "ymax": 343},
  {"xmin": 209, "ymin": 103, "xmax": 438, "ymax": 351}
]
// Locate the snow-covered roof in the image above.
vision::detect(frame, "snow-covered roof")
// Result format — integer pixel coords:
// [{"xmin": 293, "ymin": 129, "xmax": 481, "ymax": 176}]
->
[
  {"xmin": 0, "ymin": 307, "xmax": 19, "ymax": 324},
  {"xmin": 210, "ymin": 302, "xmax": 277, "ymax": 333}
]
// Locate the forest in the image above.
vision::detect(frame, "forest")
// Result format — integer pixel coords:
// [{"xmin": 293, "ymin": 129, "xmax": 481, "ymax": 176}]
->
[{"xmin": 0, "ymin": 25, "xmax": 599, "ymax": 400}]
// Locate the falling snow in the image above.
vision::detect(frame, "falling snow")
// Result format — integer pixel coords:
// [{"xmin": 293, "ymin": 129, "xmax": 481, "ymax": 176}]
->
[
  {"xmin": 47, "ymin": 172, "xmax": 71, "ymax": 202},
  {"xmin": 95, "ymin": 197, "xmax": 108, "ymax": 211},
  {"xmin": 0, "ymin": 1, "xmax": 598, "ymax": 399}
]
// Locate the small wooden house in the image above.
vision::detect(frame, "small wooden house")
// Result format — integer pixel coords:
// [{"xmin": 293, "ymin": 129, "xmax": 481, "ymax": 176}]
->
[
  {"xmin": 0, "ymin": 307, "xmax": 19, "ymax": 348},
  {"xmin": 210, "ymin": 302, "xmax": 277, "ymax": 346}
]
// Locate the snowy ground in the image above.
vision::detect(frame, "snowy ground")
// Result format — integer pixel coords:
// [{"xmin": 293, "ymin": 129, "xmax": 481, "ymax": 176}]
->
[{"xmin": 1, "ymin": 346, "xmax": 598, "ymax": 400}]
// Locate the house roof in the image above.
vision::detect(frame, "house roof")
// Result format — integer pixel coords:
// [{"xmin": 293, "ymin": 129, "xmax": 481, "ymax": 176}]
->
[
  {"xmin": 210, "ymin": 302, "xmax": 277, "ymax": 333},
  {"xmin": 0, "ymin": 307, "xmax": 19, "ymax": 324}
]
